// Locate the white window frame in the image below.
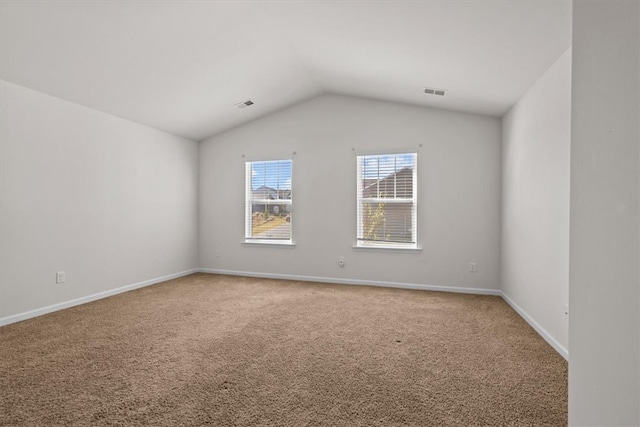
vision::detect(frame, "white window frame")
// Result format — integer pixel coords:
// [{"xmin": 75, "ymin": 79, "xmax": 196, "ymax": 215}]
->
[
  {"xmin": 356, "ymin": 152, "xmax": 418, "ymax": 250},
  {"xmin": 244, "ymin": 159, "xmax": 293, "ymax": 245}
]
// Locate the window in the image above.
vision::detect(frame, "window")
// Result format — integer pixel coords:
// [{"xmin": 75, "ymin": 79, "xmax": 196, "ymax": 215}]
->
[
  {"xmin": 245, "ymin": 159, "xmax": 292, "ymax": 243},
  {"xmin": 356, "ymin": 153, "xmax": 417, "ymax": 248}
]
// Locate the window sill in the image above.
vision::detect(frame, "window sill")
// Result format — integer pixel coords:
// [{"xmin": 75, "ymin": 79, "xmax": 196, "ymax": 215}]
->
[
  {"xmin": 242, "ymin": 240, "xmax": 296, "ymax": 247},
  {"xmin": 352, "ymin": 244, "xmax": 422, "ymax": 253}
]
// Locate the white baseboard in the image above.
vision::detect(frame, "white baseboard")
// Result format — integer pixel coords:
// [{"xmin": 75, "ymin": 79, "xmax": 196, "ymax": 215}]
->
[
  {"xmin": 200, "ymin": 269, "xmax": 568, "ymax": 360},
  {"xmin": 2, "ymin": 267, "xmax": 568, "ymax": 362},
  {"xmin": 198, "ymin": 268, "xmax": 502, "ymax": 296},
  {"xmin": 0, "ymin": 269, "xmax": 199, "ymax": 327},
  {"xmin": 500, "ymin": 292, "xmax": 569, "ymax": 360}
]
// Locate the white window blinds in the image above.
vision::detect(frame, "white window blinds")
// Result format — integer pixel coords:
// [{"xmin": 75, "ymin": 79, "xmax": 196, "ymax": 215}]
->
[
  {"xmin": 356, "ymin": 153, "xmax": 417, "ymax": 248},
  {"xmin": 245, "ymin": 159, "xmax": 292, "ymax": 242}
]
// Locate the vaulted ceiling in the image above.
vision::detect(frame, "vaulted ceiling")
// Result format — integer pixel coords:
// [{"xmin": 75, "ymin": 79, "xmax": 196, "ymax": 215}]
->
[{"xmin": 0, "ymin": 1, "xmax": 572, "ymax": 141}]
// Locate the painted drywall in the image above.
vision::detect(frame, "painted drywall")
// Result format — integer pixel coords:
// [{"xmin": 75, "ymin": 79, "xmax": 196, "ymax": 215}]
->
[
  {"xmin": 0, "ymin": 80, "xmax": 199, "ymax": 322},
  {"xmin": 501, "ymin": 49, "xmax": 571, "ymax": 357},
  {"xmin": 199, "ymin": 94, "xmax": 501, "ymax": 291},
  {"xmin": 569, "ymin": 0, "xmax": 640, "ymax": 424}
]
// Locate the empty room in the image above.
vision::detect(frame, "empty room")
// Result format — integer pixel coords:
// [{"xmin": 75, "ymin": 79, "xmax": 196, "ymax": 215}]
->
[{"xmin": 1, "ymin": 1, "xmax": 638, "ymax": 426}]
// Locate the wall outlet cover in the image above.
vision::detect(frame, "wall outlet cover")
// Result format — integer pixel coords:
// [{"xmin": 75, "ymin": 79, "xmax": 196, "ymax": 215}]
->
[{"xmin": 56, "ymin": 271, "xmax": 66, "ymax": 284}]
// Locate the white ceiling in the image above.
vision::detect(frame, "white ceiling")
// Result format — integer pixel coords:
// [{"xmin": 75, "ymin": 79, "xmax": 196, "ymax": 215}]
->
[{"xmin": 0, "ymin": 1, "xmax": 572, "ymax": 142}]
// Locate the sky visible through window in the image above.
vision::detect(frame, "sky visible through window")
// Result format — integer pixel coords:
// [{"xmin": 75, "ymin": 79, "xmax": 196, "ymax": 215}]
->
[
  {"xmin": 361, "ymin": 154, "xmax": 415, "ymax": 179},
  {"xmin": 251, "ymin": 160, "xmax": 292, "ymax": 192}
]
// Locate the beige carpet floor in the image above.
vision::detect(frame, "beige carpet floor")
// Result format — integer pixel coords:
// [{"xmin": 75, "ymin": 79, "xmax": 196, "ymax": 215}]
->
[{"xmin": 0, "ymin": 273, "xmax": 567, "ymax": 426}]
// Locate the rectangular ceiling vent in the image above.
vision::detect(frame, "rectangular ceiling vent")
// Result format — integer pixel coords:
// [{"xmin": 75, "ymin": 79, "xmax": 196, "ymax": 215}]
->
[
  {"xmin": 424, "ymin": 87, "xmax": 447, "ymax": 96},
  {"xmin": 235, "ymin": 99, "xmax": 255, "ymax": 110}
]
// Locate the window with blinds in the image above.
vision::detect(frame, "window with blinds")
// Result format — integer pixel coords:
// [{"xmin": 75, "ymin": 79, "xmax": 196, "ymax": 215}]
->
[
  {"xmin": 356, "ymin": 153, "xmax": 417, "ymax": 248},
  {"xmin": 245, "ymin": 159, "xmax": 292, "ymax": 243}
]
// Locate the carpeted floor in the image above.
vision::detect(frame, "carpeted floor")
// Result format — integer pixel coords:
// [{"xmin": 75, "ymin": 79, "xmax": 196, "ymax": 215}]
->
[{"xmin": 0, "ymin": 273, "xmax": 567, "ymax": 426}]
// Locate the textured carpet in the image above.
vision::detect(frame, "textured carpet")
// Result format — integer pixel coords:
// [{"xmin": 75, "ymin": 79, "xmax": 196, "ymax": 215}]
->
[{"xmin": 0, "ymin": 273, "xmax": 567, "ymax": 426}]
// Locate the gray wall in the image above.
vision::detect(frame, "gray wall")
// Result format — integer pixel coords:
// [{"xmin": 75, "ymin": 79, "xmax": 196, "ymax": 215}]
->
[
  {"xmin": 501, "ymin": 48, "xmax": 571, "ymax": 357},
  {"xmin": 199, "ymin": 94, "xmax": 501, "ymax": 292},
  {"xmin": 0, "ymin": 80, "xmax": 199, "ymax": 322},
  {"xmin": 569, "ymin": 1, "xmax": 639, "ymax": 424}
]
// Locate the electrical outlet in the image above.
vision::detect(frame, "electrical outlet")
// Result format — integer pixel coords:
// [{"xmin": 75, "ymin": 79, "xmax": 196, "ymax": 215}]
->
[
  {"xmin": 469, "ymin": 262, "xmax": 477, "ymax": 272},
  {"xmin": 56, "ymin": 271, "xmax": 66, "ymax": 284},
  {"xmin": 338, "ymin": 257, "xmax": 345, "ymax": 267},
  {"xmin": 215, "ymin": 250, "xmax": 221, "ymax": 258}
]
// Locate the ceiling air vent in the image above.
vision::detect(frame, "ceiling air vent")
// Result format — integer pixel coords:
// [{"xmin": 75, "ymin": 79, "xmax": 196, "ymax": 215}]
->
[
  {"xmin": 424, "ymin": 87, "xmax": 447, "ymax": 96},
  {"xmin": 235, "ymin": 99, "xmax": 255, "ymax": 110}
]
